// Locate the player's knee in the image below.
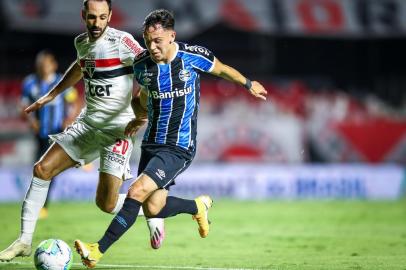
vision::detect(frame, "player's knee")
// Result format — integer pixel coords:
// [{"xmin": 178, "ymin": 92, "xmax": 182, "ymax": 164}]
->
[
  {"xmin": 33, "ymin": 161, "xmax": 54, "ymax": 180},
  {"xmin": 127, "ymin": 180, "xmax": 149, "ymax": 202}
]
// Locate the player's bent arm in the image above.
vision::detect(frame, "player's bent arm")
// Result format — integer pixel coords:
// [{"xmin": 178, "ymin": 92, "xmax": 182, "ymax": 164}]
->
[
  {"xmin": 131, "ymin": 88, "xmax": 148, "ymax": 120},
  {"xmin": 126, "ymin": 88, "xmax": 148, "ymax": 137},
  {"xmin": 25, "ymin": 61, "xmax": 83, "ymax": 114},
  {"xmin": 209, "ymin": 57, "xmax": 267, "ymax": 100},
  {"xmin": 48, "ymin": 62, "xmax": 83, "ymax": 100}
]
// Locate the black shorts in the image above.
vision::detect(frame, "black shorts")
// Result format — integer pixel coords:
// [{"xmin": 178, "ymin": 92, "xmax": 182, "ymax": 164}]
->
[{"xmin": 138, "ymin": 144, "xmax": 194, "ymax": 189}]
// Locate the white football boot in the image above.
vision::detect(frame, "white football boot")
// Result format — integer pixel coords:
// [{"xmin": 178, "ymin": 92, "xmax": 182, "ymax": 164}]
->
[
  {"xmin": 0, "ymin": 239, "xmax": 31, "ymax": 262},
  {"xmin": 147, "ymin": 218, "xmax": 165, "ymax": 249}
]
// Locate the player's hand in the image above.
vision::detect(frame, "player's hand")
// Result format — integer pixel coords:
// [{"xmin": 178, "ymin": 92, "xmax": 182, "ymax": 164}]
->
[
  {"xmin": 125, "ymin": 118, "xmax": 147, "ymax": 137},
  {"xmin": 249, "ymin": 81, "xmax": 267, "ymax": 101},
  {"xmin": 24, "ymin": 95, "xmax": 54, "ymax": 114}
]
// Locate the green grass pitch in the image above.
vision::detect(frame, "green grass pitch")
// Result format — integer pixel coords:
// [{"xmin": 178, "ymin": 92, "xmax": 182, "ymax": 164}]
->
[{"xmin": 0, "ymin": 200, "xmax": 406, "ymax": 270}]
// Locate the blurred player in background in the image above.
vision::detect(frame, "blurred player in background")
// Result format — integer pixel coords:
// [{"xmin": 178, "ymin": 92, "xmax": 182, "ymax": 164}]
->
[
  {"xmin": 74, "ymin": 9, "xmax": 267, "ymax": 268},
  {"xmin": 0, "ymin": 0, "xmax": 165, "ymax": 262},
  {"xmin": 19, "ymin": 49, "xmax": 81, "ymax": 219}
]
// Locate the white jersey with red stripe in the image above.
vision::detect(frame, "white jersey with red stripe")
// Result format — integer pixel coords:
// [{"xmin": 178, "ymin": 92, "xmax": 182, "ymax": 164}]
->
[{"xmin": 74, "ymin": 27, "xmax": 144, "ymax": 136}]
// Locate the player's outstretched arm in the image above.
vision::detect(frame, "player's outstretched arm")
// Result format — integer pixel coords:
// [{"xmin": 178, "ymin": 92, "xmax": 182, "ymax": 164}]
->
[
  {"xmin": 209, "ymin": 58, "xmax": 267, "ymax": 101},
  {"xmin": 125, "ymin": 88, "xmax": 148, "ymax": 137},
  {"xmin": 25, "ymin": 61, "xmax": 83, "ymax": 114}
]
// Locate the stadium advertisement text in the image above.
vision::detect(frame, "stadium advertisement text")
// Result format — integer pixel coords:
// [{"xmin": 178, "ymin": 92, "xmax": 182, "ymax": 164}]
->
[
  {"xmin": 0, "ymin": 164, "xmax": 403, "ymax": 201},
  {"xmin": 2, "ymin": 0, "xmax": 406, "ymax": 37}
]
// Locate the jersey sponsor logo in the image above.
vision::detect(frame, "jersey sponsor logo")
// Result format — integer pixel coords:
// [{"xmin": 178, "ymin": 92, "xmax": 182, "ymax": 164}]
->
[
  {"xmin": 107, "ymin": 153, "xmax": 125, "ymax": 165},
  {"xmin": 85, "ymin": 60, "xmax": 96, "ymax": 78},
  {"xmin": 122, "ymin": 36, "xmax": 143, "ymax": 56},
  {"xmin": 179, "ymin": 69, "xmax": 191, "ymax": 82},
  {"xmin": 87, "ymin": 82, "xmax": 112, "ymax": 97},
  {"xmin": 184, "ymin": 44, "xmax": 210, "ymax": 57},
  {"xmin": 150, "ymin": 86, "xmax": 192, "ymax": 99}
]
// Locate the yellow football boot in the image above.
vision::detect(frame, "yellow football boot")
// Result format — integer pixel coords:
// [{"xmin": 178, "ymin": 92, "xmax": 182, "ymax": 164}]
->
[
  {"xmin": 192, "ymin": 195, "xmax": 213, "ymax": 238},
  {"xmin": 74, "ymin": 240, "xmax": 103, "ymax": 269}
]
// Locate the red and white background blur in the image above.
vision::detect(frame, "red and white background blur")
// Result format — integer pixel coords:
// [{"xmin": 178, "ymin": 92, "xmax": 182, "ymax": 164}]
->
[
  {"xmin": 2, "ymin": 0, "xmax": 406, "ymax": 37},
  {"xmin": 0, "ymin": 0, "xmax": 405, "ymax": 200}
]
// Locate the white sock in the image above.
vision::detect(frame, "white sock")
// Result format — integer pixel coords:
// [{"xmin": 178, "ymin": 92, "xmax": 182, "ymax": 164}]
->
[
  {"xmin": 138, "ymin": 206, "xmax": 144, "ymax": 216},
  {"xmin": 19, "ymin": 177, "xmax": 51, "ymax": 245},
  {"xmin": 110, "ymin": 193, "xmax": 145, "ymax": 216},
  {"xmin": 110, "ymin": 193, "xmax": 126, "ymax": 215}
]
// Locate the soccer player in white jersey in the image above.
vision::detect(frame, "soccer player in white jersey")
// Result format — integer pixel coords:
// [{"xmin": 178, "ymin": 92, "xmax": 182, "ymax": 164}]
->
[{"xmin": 0, "ymin": 0, "xmax": 164, "ymax": 262}]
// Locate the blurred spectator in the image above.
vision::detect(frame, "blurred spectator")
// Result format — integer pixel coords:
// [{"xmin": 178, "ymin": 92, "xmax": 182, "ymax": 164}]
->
[{"xmin": 19, "ymin": 50, "xmax": 81, "ymax": 219}]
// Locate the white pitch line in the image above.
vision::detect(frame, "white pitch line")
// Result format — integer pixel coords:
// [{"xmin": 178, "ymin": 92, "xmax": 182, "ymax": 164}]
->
[{"xmin": 0, "ymin": 261, "xmax": 257, "ymax": 270}]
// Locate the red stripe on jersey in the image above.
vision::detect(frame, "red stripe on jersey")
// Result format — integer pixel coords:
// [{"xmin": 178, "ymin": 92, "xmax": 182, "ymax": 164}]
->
[{"xmin": 80, "ymin": 58, "xmax": 122, "ymax": 68}]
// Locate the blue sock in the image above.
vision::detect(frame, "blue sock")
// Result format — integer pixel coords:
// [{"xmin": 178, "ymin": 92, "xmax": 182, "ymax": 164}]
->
[
  {"xmin": 152, "ymin": 196, "xmax": 197, "ymax": 218},
  {"xmin": 98, "ymin": 198, "xmax": 141, "ymax": 253}
]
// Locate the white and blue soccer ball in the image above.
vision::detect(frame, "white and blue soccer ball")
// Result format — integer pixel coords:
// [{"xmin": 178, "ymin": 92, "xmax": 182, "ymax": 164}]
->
[{"xmin": 34, "ymin": 239, "xmax": 73, "ymax": 270}]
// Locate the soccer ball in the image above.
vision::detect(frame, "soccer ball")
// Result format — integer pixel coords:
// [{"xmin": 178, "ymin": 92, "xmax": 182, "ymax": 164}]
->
[{"xmin": 34, "ymin": 239, "xmax": 73, "ymax": 270}]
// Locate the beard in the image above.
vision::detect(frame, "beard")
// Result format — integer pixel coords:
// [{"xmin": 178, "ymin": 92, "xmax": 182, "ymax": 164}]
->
[{"xmin": 87, "ymin": 25, "xmax": 106, "ymax": 40}]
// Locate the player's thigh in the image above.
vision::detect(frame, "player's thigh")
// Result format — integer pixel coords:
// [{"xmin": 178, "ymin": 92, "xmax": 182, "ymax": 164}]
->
[
  {"xmin": 143, "ymin": 189, "xmax": 168, "ymax": 216},
  {"xmin": 96, "ymin": 172, "xmax": 123, "ymax": 211},
  {"xmin": 34, "ymin": 142, "xmax": 77, "ymax": 179},
  {"xmin": 49, "ymin": 120, "xmax": 101, "ymax": 167}
]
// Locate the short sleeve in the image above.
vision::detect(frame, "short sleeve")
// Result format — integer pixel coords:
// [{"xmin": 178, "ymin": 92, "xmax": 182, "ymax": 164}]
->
[
  {"xmin": 74, "ymin": 35, "xmax": 81, "ymax": 66},
  {"xmin": 181, "ymin": 44, "xmax": 215, "ymax": 73},
  {"xmin": 119, "ymin": 33, "xmax": 145, "ymax": 66}
]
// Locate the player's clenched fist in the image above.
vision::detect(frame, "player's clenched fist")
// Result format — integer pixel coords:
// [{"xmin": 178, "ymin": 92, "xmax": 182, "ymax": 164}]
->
[{"xmin": 124, "ymin": 118, "xmax": 147, "ymax": 137}]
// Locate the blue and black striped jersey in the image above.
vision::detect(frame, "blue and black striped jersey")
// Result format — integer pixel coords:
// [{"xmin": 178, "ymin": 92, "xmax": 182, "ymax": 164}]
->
[
  {"xmin": 134, "ymin": 42, "xmax": 215, "ymax": 153},
  {"xmin": 21, "ymin": 73, "xmax": 72, "ymax": 138}
]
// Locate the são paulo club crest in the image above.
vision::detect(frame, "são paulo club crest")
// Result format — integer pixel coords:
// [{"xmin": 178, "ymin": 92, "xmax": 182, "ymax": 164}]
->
[
  {"xmin": 85, "ymin": 60, "xmax": 96, "ymax": 78},
  {"xmin": 179, "ymin": 69, "xmax": 191, "ymax": 82}
]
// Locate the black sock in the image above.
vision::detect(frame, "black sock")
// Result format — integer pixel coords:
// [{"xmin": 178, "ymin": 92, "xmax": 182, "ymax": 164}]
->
[
  {"xmin": 152, "ymin": 196, "xmax": 197, "ymax": 218},
  {"xmin": 98, "ymin": 198, "xmax": 141, "ymax": 253}
]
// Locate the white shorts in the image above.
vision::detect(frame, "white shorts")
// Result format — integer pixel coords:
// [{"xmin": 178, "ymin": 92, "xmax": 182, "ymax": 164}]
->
[{"xmin": 49, "ymin": 119, "xmax": 134, "ymax": 180}]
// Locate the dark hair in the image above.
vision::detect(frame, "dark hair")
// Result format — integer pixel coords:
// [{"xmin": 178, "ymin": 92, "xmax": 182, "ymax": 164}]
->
[
  {"xmin": 83, "ymin": 0, "xmax": 112, "ymax": 11},
  {"xmin": 35, "ymin": 49, "xmax": 56, "ymax": 63},
  {"xmin": 143, "ymin": 9, "xmax": 175, "ymax": 32}
]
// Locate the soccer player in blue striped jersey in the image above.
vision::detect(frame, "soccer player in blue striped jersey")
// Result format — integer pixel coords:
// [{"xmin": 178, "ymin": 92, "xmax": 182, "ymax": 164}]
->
[
  {"xmin": 75, "ymin": 9, "xmax": 267, "ymax": 268},
  {"xmin": 20, "ymin": 50, "xmax": 81, "ymax": 219}
]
